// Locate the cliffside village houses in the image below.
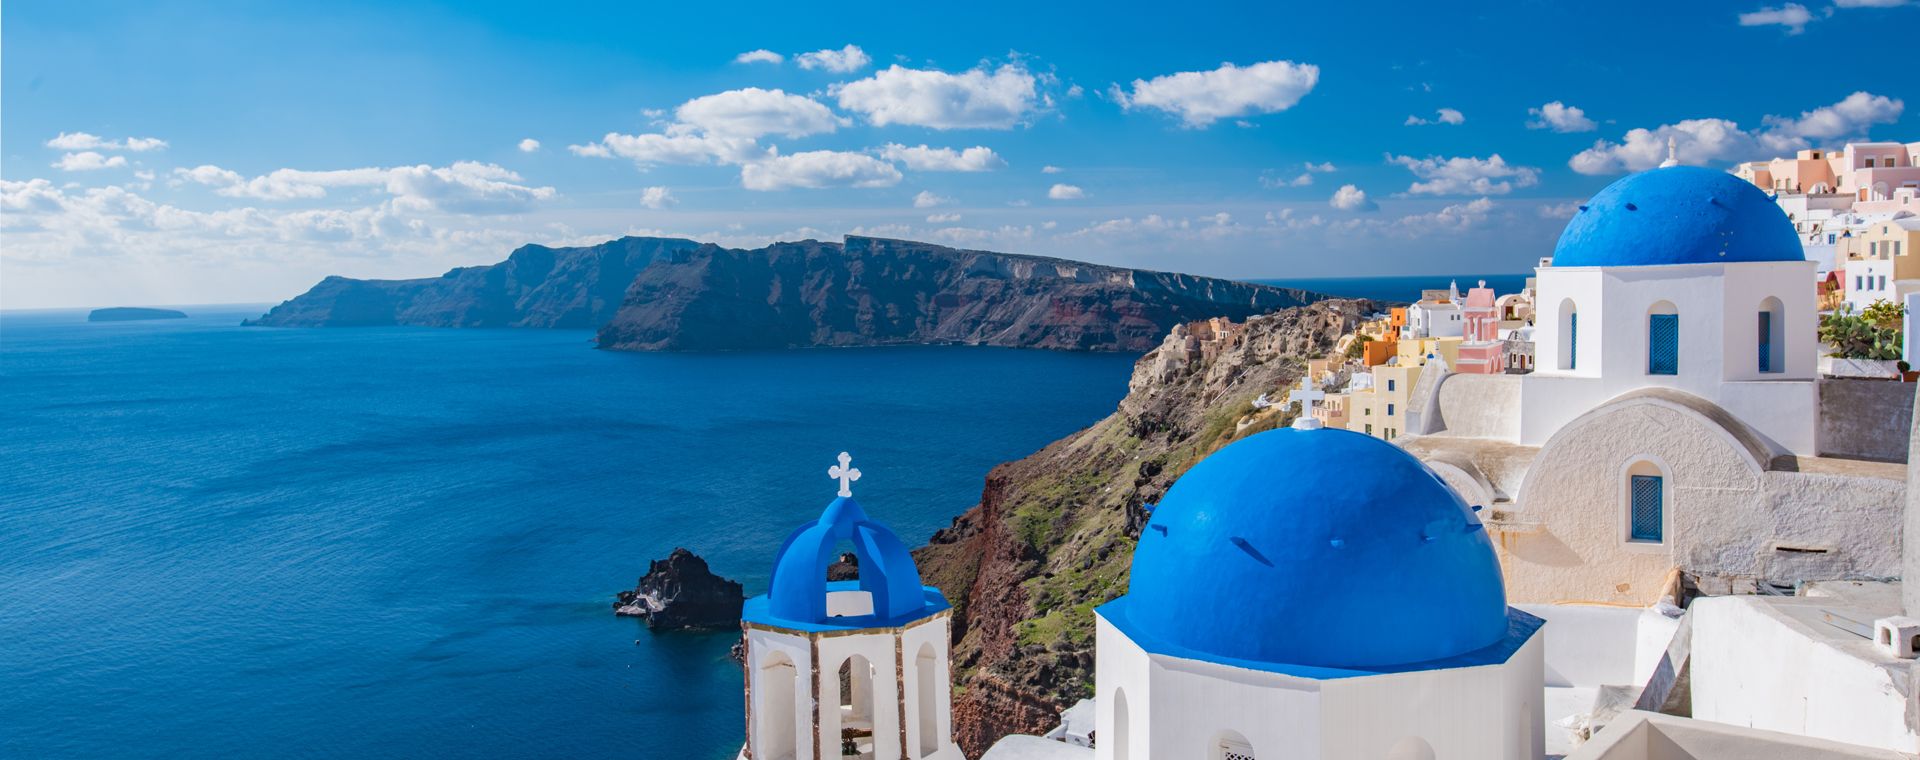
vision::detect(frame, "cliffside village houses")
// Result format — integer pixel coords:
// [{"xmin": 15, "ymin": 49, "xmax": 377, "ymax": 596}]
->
[{"xmin": 734, "ymin": 145, "xmax": 1920, "ymax": 760}]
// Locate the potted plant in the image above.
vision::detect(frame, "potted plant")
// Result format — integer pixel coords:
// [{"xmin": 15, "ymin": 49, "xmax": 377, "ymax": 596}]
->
[{"xmin": 1818, "ymin": 300, "xmax": 1905, "ymax": 378}]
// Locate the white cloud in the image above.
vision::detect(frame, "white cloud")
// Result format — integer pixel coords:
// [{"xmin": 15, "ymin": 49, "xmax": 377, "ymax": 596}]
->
[
  {"xmin": 1048, "ymin": 183, "xmax": 1085, "ymax": 200},
  {"xmin": 45, "ymin": 132, "xmax": 168, "ymax": 152},
  {"xmin": 832, "ymin": 63, "xmax": 1039, "ymax": 129},
  {"xmin": 1111, "ymin": 59, "xmax": 1319, "ymax": 128},
  {"xmin": 673, "ymin": 87, "xmax": 847, "ymax": 139},
  {"xmin": 1330, "ymin": 184, "xmax": 1377, "ymax": 211},
  {"xmin": 1526, "ymin": 101, "xmax": 1597, "ymax": 132},
  {"xmin": 1568, "ymin": 92, "xmax": 1903, "ymax": 174},
  {"xmin": 1041, "ymin": 165, "xmax": 1063, "ymax": 174},
  {"xmin": 913, "ymin": 190, "xmax": 951, "ymax": 208},
  {"xmin": 1761, "ymin": 91, "xmax": 1904, "ymax": 143},
  {"xmin": 734, "ymin": 49, "xmax": 784, "ymax": 65},
  {"xmin": 1538, "ymin": 202, "xmax": 1580, "ymax": 220},
  {"xmin": 1287, "ymin": 173, "xmax": 1314, "ymax": 187},
  {"xmin": 1833, "ymin": 0, "xmax": 1911, "ymax": 6},
  {"xmin": 739, "ymin": 150, "xmax": 902, "ymax": 191},
  {"xmin": 1387, "ymin": 154, "xmax": 1540, "ymax": 195},
  {"xmin": 170, "ymin": 161, "xmax": 557, "ymax": 213},
  {"xmin": 518, "ymin": 138, "xmax": 541, "ymax": 153},
  {"xmin": 926, "ymin": 212, "xmax": 961, "ymax": 223},
  {"xmin": 1396, "ymin": 197, "xmax": 1496, "ymax": 234},
  {"xmin": 52, "ymin": 151, "xmax": 128, "ymax": 171},
  {"xmin": 570, "ymin": 131, "xmax": 764, "ymax": 166},
  {"xmin": 640, "ymin": 186, "xmax": 676, "ymax": 209},
  {"xmin": 795, "ymin": 44, "xmax": 870, "ymax": 73},
  {"xmin": 1739, "ymin": 3, "xmax": 1814, "ymax": 33},
  {"xmin": 878, "ymin": 143, "xmax": 1006, "ymax": 172},
  {"xmin": 1404, "ymin": 108, "xmax": 1466, "ymax": 126},
  {"xmin": 1304, "ymin": 161, "xmax": 1337, "ymax": 173}
]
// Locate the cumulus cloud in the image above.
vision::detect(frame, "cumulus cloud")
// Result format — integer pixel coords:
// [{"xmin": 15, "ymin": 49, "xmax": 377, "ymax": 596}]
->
[
  {"xmin": 912, "ymin": 190, "xmax": 951, "ymax": 208},
  {"xmin": 674, "ymin": 87, "xmax": 847, "ymax": 139},
  {"xmin": 1738, "ymin": 3, "xmax": 1815, "ymax": 33},
  {"xmin": 1041, "ymin": 165, "xmax": 1063, "ymax": 174},
  {"xmin": 1330, "ymin": 184, "xmax": 1377, "ymax": 211},
  {"xmin": 46, "ymin": 132, "xmax": 167, "ymax": 152},
  {"xmin": 1387, "ymin": 154, "xmax": 1540, "ymax": 195},
  {"xmin": 1569, "ymin": 92, "xmax": 1903, "ymax": 174},
  {"xmin": 518, "ymin": 138, "xmax": 541, "ymax": 152},
  {"xmin": 1304, "ymin": 161, "xmax": 1337, "ymax": 173},
  {"xmin": 1396, "ymin": 197, "xmax": 1496, "ymax": 234},
  {"xmin": 832, "ymin": 63, "xmax": 1039, "ymax": 129},
  {"xmin": 1526, "ymin": 101, "xmax": 1597, "ymax": 132},
  {"xmin": 53, "ymin": 152, "xmax": 129, "ymax": 171},
  {"xmin": 734, "ymin": 49, "xmax": 783, "ymax": 65},
  {"xmin": 569, "ymin": 131, "xmax": 764, "ymax": 166},
  {"xmin": 170, "ymin": 161, "xmax": 557, "ymax": 213},
  {"xmin": 739, "ymin": 150, "xmax": 902, "ymax": 191},
  {"xmin": 1111, "ymin": 59, "xmax": 1319, "ymax": 128},
  {"xmin": 1404, "ymin": 108, "xmax": 1466, "ymax": 126},
  {"xmin": 640, "ymin": 186, "xmax": 675, "ymax": 209},
  {"xmin": 795, "ymin": 44, "xmax": 870, "ymax": 73},
  {"xmin": 878, "ymin": 143, "xmax": 1005, "ymax": 172},
  {"xmin": 1048, "ymin": 183, "xmax": 1085, "ymax": 200}
]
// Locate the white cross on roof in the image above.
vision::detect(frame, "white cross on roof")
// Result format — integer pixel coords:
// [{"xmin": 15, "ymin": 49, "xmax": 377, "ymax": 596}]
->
[
  {"xmin": 1288, "ymin": 375, "xmax": 1326, "ymax": 430},
  {"xmin": 828, "ymin": 451, "xmax": 861, "ymax": 498}
]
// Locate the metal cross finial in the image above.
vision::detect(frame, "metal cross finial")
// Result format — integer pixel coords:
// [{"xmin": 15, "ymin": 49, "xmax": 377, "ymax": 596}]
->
[
  {"xmin": 828, "ymin": 451, "xmax": 861, "ymax": 498},
  {"xmin": 1288, "ymin": 374, "xmax": 1326, "ymax": 430}
]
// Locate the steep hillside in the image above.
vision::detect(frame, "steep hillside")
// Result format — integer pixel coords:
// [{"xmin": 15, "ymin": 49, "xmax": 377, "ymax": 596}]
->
[
  {"xmin": 245, "ymin": 237, "xmax": 701, "ymax": 327},
  {"xmin": 909, "ymin": 299, "xmax": 1372, "ymax": 756}
]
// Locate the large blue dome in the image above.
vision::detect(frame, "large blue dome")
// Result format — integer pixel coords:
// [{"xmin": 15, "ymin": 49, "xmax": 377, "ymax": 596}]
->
[
  {"xmin": 1551, "ymin": 166, "xmax": 1802, "ymax": 267},
  {"xmin": 1118, "ymin": 428, "xmax": 1508, "ymax": 669}
]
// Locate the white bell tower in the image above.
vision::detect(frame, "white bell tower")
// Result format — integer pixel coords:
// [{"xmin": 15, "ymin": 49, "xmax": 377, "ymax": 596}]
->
[{"xmin": 740, "ymin": 453, "xmax": 964, "ymax": 760}]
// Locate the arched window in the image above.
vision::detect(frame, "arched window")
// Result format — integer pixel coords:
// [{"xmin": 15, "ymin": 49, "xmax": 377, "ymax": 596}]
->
[
  {"xmin": 916, "ymin": 644, "xmax": 939, "ymax": 758},
  {"xmin": 1212, "ymin": 729, "xmax": 1256, "ymax": 760},
  {"xmin": 838, "ymin": 655, "xmax": 877, "ymax": 758},
  {"xmin": 1558, "ymin": 299, "xmax": 1579, "ymax": 370},
  {"xmin": 1758, "ymin": 297, "xmax": 1785, "ymax": 373},
  {"xmin": 1625, "ymin": 459, "xmax": 1666, "ymax": 544},
  {"xmin": 756, "ymin": 653, "xmax": 799, "ymax": 760},
  {"xmin": 1647, "ymin": 301, "xmax": 1678, "ymax": 376},
  {"xmin": 1110, "ymin": 688, "xmax": 1131, "ymax": 760}
]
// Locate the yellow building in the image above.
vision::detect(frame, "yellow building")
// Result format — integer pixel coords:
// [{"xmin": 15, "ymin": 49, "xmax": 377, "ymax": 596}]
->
[
  {"xmin": 1395, "ymin": 336, "xmax": 1462, "ymax": 368},
  {"xmin": 1314, "ymin": 391, "xmax": 1350, "ymax": 431},
  {"xmin": 1863, "ymin": 218, "xmax": 1920, "ymax": 277},
  {"xmin": 1344, "ymin": 362, "xmax": 1422, "ymax": 441}
]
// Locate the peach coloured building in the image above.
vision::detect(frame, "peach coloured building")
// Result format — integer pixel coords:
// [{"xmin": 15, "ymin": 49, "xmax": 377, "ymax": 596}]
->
[{"xmin": 1455, "ymin": 280, "xmax": 1504, "ymax": 374}]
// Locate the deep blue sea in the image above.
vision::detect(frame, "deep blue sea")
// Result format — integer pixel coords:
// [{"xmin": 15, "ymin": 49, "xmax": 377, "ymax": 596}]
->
[
  {"xmin": 1258, "ymin": 274, "xmax": 1531, "ymax": 304},
  {"xmin": 0, "ymin": 307, "xmax": 1137, "ymax": 759}
]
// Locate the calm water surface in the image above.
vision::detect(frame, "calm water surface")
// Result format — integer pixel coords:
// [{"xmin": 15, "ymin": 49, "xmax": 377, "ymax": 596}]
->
[{"xmin": 0, "ymin": 307, "xmax": 1135, "ymax": 759}]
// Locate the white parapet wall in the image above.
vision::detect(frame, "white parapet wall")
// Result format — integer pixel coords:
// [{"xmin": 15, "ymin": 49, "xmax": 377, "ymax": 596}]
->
[{"xmin": 1690, "ymin": 595, "xmax": 1919, "ymax": 754}]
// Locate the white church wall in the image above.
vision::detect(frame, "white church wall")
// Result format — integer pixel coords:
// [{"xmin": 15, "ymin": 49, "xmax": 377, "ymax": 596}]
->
[
  {"xmin": 1515, "ymin": 603, "xmax": 1682, "ymax": 689},
  {"xmin": 1094, "ymin": 617, "xmax": 1154, "ymax": 760},
  {"xmin": 898, "ymin": 616, "xmax": 963, "ymax": 760},
  {"xmin": 1142, "ymin": 653, "xmax": 1323, "ymax": 760},
  {"xmin": 1532, "ymin": 268, "xmax": 1605, "ymax": 379},
  {"xmin": 746, "ymin": 627, "xmax": 815, "ymax": 760},
  {"xmin": 1319, "ymin": 637, "xmax": 1543, "ymax": 760},
  {"xmin": 816, "ymin": 631, "xmax": 906, "ymax": 760},
  {"xmin": 1719, "ymin": 262, "xmax": 1818, "ymax": 382},
  {"xmin": 1690, "ymin": 596, "xmax": 1919, "ymax": 753}
]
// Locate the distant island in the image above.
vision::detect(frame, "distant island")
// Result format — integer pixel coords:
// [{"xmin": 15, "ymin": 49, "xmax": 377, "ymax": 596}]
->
[
  {"xmin": 88, "ymin": 307, "xmax": 188, "ymax": 322},
  {"xmin": 247, "ymin": 235, "xmax": 1328, "ymax": 353}
]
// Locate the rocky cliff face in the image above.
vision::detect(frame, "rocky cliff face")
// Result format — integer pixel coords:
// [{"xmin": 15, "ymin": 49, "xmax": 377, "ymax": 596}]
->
[
  {"xmin": 909, "ymin": 299, "xmax": 1372, "ymax": 756},
  {"xmin": 614, "ymin": 547, "xmax": 745, "ymax": 630},
  {"xmin": 596, "ymin": 236, "xmax": 1320, "ymax": 352},
  {"xmin": 245, "ymin": 236, "xmax": 701, "ymax": 327}
]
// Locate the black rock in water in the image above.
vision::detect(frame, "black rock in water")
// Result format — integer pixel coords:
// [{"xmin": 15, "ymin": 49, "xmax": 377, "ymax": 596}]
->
[
  {"xmin": 826, "ymin": 551, "xmax": 859, "ymax": 581},
  {"xmin": 614, "ymin": 547, "xmax": 744, "ymax": 631},
  {"xmin": 89, "ymin": 307, "xmax": 187, "ymax": 322}
]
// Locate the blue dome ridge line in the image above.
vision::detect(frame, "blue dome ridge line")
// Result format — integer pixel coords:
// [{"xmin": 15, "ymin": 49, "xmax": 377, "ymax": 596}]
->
[
  {"xmin": 759, "ymin": 495, "xmax": 937, "ymax": 628},
  {"xmin": 1550, "ymin": 165, "xmax": 1803, "ymax": 268}
]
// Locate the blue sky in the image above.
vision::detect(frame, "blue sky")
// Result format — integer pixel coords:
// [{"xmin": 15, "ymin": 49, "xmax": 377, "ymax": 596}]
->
[{"xmin": 4, "ymin": 0, "xmax": 1915, "ymax": 308}]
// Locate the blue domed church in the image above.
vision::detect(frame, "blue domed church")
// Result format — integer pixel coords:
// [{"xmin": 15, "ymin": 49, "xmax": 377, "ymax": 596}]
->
[
  {"xmin": 1092, "ymin": 417, "xmax": 1545, "ymax": 760},
  {"xmin": 740, "ymin": 454, "xmax": 964, "ymax": 760}
]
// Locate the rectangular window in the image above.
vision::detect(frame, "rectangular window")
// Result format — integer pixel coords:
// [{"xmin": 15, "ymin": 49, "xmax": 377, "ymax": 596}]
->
[
  {"xmin": 1882, "ymin": 275, "xmax": 1889, "ymax": 290},
  {"xmin": 1569, "ymin": 312, "xmax": 1578, "ymax": 370},
  {"xmin": 1387, "ymin": 379, "xmax": 1396, "ymax": 392},
  {"xmin": 1829, "ymin": 234, "xmax": 1837, "ymax": 244},
  {"xmin": 1365, "ymin": 424, "xmax": 1373, "ymax": 435},
  {"xmin": 1387, "ymin": 403, "xmax": 1395, "ymax": 417},
  {"xmin": 1648, "ymin": 314, "xmax": 1679, "ymax": 375},
  {"xmin": 1630, "ymin": 475, "xmax": 1663, "ymax": 542},
  {"xmin": 1758, "ymin": 311, "xmax": 1773, "ymax": 373}
]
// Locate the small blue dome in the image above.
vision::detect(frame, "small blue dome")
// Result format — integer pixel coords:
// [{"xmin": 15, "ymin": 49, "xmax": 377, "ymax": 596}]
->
[
  {"xmin": 1551, "ymin": 166, "xmax": 1802, "ymax": 267},
  {"xmin": 753, "ymin": 496, "xmax": 938, "ymax": 628},
  {"xmin": 1120, "ymin": 428, "xmax": 1508, "ymax": 668}
]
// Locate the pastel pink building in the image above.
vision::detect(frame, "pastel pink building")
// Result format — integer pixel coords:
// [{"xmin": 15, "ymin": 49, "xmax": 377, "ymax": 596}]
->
[{"xmin": 1454, "ymin": 280, "xmax": 1503, "ymax": 374}]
